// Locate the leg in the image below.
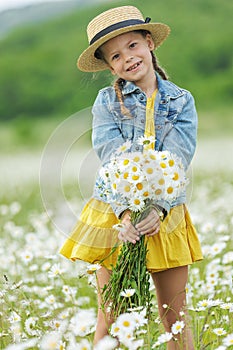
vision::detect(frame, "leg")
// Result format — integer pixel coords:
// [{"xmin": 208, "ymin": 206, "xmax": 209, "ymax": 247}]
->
[
  {"xmin": 151, "ymin": 266, "xmax": 194, "ymax": 350},
  {"xmin": 94, "ymin": 266, "xmax": 114, "ymax": 345}
]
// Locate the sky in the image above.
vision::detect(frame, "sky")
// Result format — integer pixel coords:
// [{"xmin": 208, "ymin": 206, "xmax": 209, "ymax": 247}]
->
[{"xmin": 0, "ymin": 0, "xmax": 67, "ymax": 12}]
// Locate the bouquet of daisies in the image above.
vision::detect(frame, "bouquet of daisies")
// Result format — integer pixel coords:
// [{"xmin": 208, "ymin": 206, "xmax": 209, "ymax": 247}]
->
[{"xmin": 99, "ymin": 137, "xmax": 187, "ymax": 317}]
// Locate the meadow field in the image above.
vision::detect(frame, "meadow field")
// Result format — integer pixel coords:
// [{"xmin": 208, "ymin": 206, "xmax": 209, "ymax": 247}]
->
[{"xmin": 0, "ymin": 132, "xmax": 233, "ymax": 349}]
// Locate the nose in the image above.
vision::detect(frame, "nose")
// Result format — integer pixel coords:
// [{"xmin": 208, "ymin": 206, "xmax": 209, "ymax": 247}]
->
[{"xmin": 125, "ymin": 55, "xmax": 134, "ymax": 63}]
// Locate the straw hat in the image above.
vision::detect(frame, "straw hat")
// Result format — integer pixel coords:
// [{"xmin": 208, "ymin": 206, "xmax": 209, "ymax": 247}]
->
[{"xmin": 77, "ymin": 6, "xmax": 170, "ymax": 72}]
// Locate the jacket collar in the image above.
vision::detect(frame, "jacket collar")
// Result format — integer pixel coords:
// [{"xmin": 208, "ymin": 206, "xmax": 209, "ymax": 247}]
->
[{"xmin": 121, "ymin": 72, "xmax": 184, "ymax": 98}]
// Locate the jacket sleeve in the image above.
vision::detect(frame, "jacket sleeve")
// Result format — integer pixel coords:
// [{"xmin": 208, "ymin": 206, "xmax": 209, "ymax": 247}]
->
[
  {"xmin": 92, "ymin": 89, "xmax": 129, "ymax": 217},
  {"xmin": 161, "ymin": 91, "xmax": 198, "ymax": 171},
  {"xmin": 92, "ymin": 89, "xmax": 126, "ymax": 165}
]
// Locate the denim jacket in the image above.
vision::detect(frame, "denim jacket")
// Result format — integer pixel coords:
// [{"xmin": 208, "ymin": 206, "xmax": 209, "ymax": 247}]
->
[{"xmin": 91, "ymin": 73, "xmax": 198, "ymax": 217}]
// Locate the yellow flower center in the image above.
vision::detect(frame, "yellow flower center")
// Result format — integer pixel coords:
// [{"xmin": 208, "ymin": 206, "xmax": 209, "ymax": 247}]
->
[
  {"xmin": 132, "ymin": 175, "xmax": 139, "ymax": 181},
  {"xmin": 169, "ymin": 159, "xmax": 175, "ymax": 166},
  {"xmin": 133, "ymin": 156, "xmax": 140, "ymax": 162},
  {"xmin": 124, "ymin": 185, "xmax": 131, "ymax": 192},
  {"xmin": 132, "ymin": 166, "xmax": 138, "ymax": 172},
  {"xmin": 134, "ymin": 199, "xmax": 141, "ymax": 205},
  {"xmin": 136, "ymin": 183, "xmax": 143, "ymax": 190},
  {"xmin": 155, "ymin": 189, "xmax": 162, "ymax": 195},
  {"xmin": 123, "ymin": 159, "xmax": 129, "ymax": 165},
  {"xmin": 123, "ymin": 321, "xmax": 130, "ymax": 327},
  {"xmin": 173, "ymin": 172, "xmax": 179, "ymax": 181},
  {"xmin": 123, "ymin": 172, "xmax": 129, "ymax": 179},
  {"xmin": 160, "ymin": 162, "xmax": 167, "ymax": 168},
  {"xmin": 146, "ymin": 167, "xmax": 153, "ymax": 174},
  {"xmin": 158, "ymin": 178, "xmax": 165, "ymax": 185},
  {"xmin": 149, "ymin": 154, "xmax": 156, "ymax": 160},
  {"xmin": 167, "ymin": 187, "xmax": 174, "ymax": 194},
  {"xmin": 143, "ymin": 191, "xmax": 149, "ymax": 197}
]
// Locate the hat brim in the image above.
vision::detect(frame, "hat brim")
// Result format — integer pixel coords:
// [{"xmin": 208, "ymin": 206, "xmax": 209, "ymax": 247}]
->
[{"xmin": 77, "ymin": 22, "xmax": 170, "ymax": 72}]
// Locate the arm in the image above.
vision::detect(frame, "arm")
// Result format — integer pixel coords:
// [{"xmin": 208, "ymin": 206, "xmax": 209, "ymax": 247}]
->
[
  {"xmin": 92, "ymin": 89, "xmax": 129, "ymax": 216},
  {"xmin": 161, "ymin": 92, "xmax": 198, "ymax": 171},
  {"xmin": 92, "ymin": 88, "xmax": 126, "ymax": 165}
]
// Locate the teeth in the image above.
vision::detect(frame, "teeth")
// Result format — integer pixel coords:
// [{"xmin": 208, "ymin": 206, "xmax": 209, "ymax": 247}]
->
[{"xmin": 128, "ymin": 62, "xmax": 139, "ymax": 71}]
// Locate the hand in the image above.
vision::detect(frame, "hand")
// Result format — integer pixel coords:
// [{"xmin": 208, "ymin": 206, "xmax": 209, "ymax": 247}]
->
[
  {"xmin": 135, "ymin": 208, "xmax": 160, "ymax": 237},
  {"xmin": 118, "ymin": 210, "xmax": 140, "ymax": 244}
]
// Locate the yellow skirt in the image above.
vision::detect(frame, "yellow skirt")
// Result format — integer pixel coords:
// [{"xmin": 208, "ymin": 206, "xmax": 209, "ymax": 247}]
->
[{"xmin": 59, "ymin": 198, "xmax": 203, "ymax": 272}]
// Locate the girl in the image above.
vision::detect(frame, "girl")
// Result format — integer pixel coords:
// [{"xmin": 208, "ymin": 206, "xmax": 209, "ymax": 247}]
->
[{"xmin": 60, "ymin": 5, "xmax": 203, "ymax": 349}]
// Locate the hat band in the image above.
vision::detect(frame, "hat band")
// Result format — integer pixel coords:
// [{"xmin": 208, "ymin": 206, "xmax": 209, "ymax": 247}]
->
[{"xmin": 90, "ymin": 19, "xmax": 147, "ymax": 45}]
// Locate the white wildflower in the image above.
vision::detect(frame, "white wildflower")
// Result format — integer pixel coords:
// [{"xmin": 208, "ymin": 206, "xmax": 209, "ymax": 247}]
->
[
  {"xmin": 213, "ymin": 328, "xmax": 227, "ymax": 336},
  {"xmin": 223, "ymin": 333, "xmax": 233, "ymax": 346},
  {"xmin": 120, "ymin": 289, "xmax": 136, "ymax": 297},
  {"xmin": 86, "ymin": 263, "xmax": 101, "ymax": 274},
  {"xmin": 94, "ymin": 335, "xmax": 118, "ymax": 350},
  {"xmin": 171, "ymin": 320, "xmax": 185, "ymax": 335},
  {"xmin": 25, "ymin": 317, "xmax": 41, "ymax": 336},
  {"xmin": 8, "ymin": 311, "xmax": 21, "ymax": 323},
  {"xmin": 40, "ymin": 332, "xmax": 61, "ymax": 350},
  {"xmin": 48, "ymin": 263, "xmax": 64, "ymax": 278}
]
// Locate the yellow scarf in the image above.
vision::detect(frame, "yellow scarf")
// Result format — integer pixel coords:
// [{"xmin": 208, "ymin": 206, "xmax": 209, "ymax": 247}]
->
[{"xmin": 144, "ymin": 89, "xmax": 157, "ymax": 150}]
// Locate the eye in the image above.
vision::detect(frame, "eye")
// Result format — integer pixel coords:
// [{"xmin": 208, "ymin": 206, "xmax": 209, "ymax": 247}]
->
[
  {"xmin": 129, "ymin": 42, "xmax": 137, "ymax": 48},
  {"xmin": 112, "ymin": 53, "xmax": 120, "ymax": 61}
]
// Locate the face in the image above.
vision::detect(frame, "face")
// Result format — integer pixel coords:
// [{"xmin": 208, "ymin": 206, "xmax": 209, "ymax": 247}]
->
[{"xmin": 100, "ymin": 31, "xmax": 155, "ymax": 86}]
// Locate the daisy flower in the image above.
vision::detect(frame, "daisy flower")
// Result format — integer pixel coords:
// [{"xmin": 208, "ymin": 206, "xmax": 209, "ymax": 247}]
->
[
  {"xmin": 120, "ymin": 289, "xmax": 136, "ymax": 297},
  {"xmin": 137, "ymin": 135, "xmax": 155, "ymax": 146},
  {"xmin": 48, "ymin": 263, "xmax": 64, "ymax": 278},
  {"xmin": 20, "ymin": 250, "xmax": 33, "ymax": 264},
  {"xmin": 115, "ymin": 312, "xmax": 137, "ymax": 333},
  {"xmin": 213, "ymin": 328, "xmax": 227, "ymax": 336},
  {"xmin": 40, "ymin": 332, "xmax": 61, "ymax": 350},
  {"xmin": 25, "ymin": 317, "xmax": 41, "ymax": 336},
  {"xmin": 94, "ymin": 335, "xmax": 118, "ymax": 350},
  {"xmin": 156, "ymin": 332, "xmax": 173, "ymax": 344},
  {"xmin": 116, "ymin": 140, "xmax": 132, "ymax": 154},
  {"xmin": 223, "ymin": 333, "xmax": 233, "ymax": 346},
  {"xmin": 112, "ymin": 223, "xmax": 126, "ymax": 233},
  {"xmin": 86, "ymin": 264, "xmax": 101, "ymax": 275},
  {"xmin": 76, "ymin": 339, "xmax": 92, "ymax": 350},
  {"xmin": 128, "ymin": 196, "xmax": 145, "ymax": 211},
  {"xmin": 8, "ymin": 311, "xmax": 21, "ymax": 323},
  {"xmin": 117, "ymin": 180, "xmax": 133, "ymax": 197},
  {"xmin": 171, "ymin": 320, "xmax": 185, "ymax": 335}
]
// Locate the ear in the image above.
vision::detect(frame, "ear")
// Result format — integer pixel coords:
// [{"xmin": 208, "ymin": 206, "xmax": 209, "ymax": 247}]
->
[{"xmin": 146, "ymin": 34, "xmax": 155, "ymax": 51}]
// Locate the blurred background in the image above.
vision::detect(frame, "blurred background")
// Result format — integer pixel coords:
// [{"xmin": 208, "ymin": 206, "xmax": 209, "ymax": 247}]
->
[{"xmin": 0, "ymin": 0, "xmax": 232, "ymax": 193}]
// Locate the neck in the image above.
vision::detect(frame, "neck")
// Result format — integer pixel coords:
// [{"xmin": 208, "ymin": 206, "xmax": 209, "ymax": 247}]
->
[{"xmin": 135, "ymin": 74, "xmax": 157, "ymax": 98}]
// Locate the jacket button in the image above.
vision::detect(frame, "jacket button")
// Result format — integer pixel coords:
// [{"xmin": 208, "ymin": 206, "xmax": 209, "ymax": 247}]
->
[
  {"xmin": 135, "ymin": 146, "xmax": 139, "ymax": 150},
  {"xmin": 141, "ymin": 119, "xmax": 144, "ymax": 123}
]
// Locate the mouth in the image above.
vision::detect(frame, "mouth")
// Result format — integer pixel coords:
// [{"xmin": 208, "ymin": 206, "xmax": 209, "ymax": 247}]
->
[{"xmin": 126, "ymin": 61, "xmax": 142, "ymax": 72}]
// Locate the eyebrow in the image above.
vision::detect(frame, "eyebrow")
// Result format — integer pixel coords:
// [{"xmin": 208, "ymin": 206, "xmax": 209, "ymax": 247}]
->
[{"xmin": 108, "ymin": 38, "xmax": 136, "ymax": 57}]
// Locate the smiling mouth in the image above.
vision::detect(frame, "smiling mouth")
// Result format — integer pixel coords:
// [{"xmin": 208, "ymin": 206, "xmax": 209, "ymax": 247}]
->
[{"xmin": 127, "ymin": 61, "xmax": 142, "ymax": 71}]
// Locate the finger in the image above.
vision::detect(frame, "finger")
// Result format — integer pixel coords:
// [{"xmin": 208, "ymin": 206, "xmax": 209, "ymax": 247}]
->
[
  {"xmin": 136, "ymin": 218, "xmax": 160, "ymax": 233},
  {"xmin": 146, "ymin": 227, "xmax": 160, "ymax": 237},
  {"xmin": 136, "ymin": 212, "xmax": 159, "ymax": 230},
  {"xmin": 118, "ymin": 228, "xmax": 140, "ymax": 243},
  {"xmin": 125, "ymin": 230, "xmax": 140, "ymax": 243},
  {"xmin": 136, "ymin": 219, "xmax": 159, "ymax": 232},
  {"xmin": 139, "ymin": 222, "xmax": 160, "ymax": 235}
]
